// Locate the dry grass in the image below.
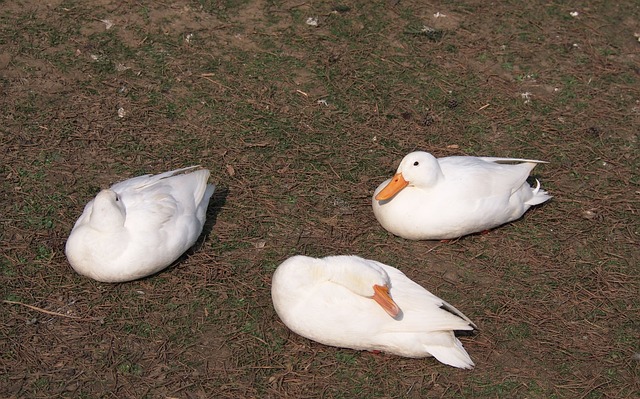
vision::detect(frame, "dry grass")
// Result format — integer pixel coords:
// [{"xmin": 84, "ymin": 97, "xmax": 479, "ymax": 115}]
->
[{"xmin": 1, "ymin": 0, "xmax": 638, "ymax": 398}]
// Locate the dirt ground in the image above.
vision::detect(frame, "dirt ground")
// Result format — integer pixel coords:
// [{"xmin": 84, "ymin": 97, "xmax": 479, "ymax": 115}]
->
[{"xmin": 1, "ymin": 0, "xmax": 638, "ymax": 398}]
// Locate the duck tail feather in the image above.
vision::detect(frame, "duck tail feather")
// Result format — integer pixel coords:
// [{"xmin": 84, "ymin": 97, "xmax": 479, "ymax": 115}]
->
[
  {"xmin": 525, "ymin": 179, "xmax": 552, "ymax": 205},
  {"xmin": 426, "ymin": 339, "xmax": 475, "ymax": 369}
]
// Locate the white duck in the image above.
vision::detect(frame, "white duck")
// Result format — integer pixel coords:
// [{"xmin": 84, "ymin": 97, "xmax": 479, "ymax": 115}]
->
[
  {"xmin": 372, "ymin": 151, "xmax": 551, "ymax": 240},
  {"xmin": 271, "ymin": 255, "xmax": 477, "ymax": 369},
  {"xmin": 65, "ymin": 166, "xmax": 215, "ymax": 283}
]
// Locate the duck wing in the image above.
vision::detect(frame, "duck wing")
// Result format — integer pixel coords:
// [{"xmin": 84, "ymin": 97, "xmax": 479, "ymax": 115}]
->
[
  {"xmin": 377, "ymin": 262, "xmax": 476, "ymax": 332},
  {"xmin": 115, "ymin": 166, "xmax": 211, "ymax": 233}
]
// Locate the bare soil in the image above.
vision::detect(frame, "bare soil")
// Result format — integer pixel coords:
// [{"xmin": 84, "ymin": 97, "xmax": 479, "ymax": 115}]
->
[{"xmin": 1, "ymin": 1, "xmax": 638, "ymax": 398}]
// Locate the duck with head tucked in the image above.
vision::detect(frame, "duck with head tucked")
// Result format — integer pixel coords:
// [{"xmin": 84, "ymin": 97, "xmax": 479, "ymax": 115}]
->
[
  {"xmin": 271, "ymin": 254, "xmax": 477, "ymax": 369},
  {"xmin": 66, "ymin": 166, "xmax": 215, "ymax": 282},
  {"xmin": 372, "ymin": 151, "xmax": 551, "ymax": 240}
]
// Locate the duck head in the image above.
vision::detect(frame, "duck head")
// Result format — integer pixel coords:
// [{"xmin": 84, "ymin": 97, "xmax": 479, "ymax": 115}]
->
[
  {"xmin": 375, "ymin": 151, "xmax": 440, "ymax": 201},
  {"xmin": 325, "ymin": 255, "xmax": 401, "ymax": 318},
  {"xmin": 89, "ymin": 189, "xmax": 126, "ymax": 231}
]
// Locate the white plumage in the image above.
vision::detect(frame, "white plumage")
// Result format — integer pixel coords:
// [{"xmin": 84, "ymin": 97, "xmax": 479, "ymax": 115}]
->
[
  {"xmin": 271, "ymin": 255, "xmax": 476, "ymax": 369},
  {"xmin": 373, "ymin": 151, "xmax": 551, "ymax": 240},
  {"xmin": 65, "ymin": 166, "xmax": 215, "ymax": 282}
]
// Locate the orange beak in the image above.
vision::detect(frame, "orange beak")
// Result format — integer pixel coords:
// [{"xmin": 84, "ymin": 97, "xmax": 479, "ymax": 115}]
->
[
  {"xmin": 375, "ymin": 173, "xmax": 408, "ymax": 201},
  {"xmin": 373, "ymin": 284, "xmax": 401, "ymax": 318}
]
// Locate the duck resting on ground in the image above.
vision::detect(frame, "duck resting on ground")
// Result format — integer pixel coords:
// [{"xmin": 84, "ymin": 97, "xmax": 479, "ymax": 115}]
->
[
  {"xmin": 65, "ymin": 166, "xmax": 215, "ymax": 283},
  {"xmin": 271, "ymin": 254, "xmax": 477, "ymax": 369},
  {"xmin": 372, "ymin": 151, "xmax": 551, "ymax": 240}
]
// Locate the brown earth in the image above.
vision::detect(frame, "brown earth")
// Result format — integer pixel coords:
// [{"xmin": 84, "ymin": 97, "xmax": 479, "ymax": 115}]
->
[{"xmin": 1, "ymin": 0, "xmax": 638, "ymax": 398}]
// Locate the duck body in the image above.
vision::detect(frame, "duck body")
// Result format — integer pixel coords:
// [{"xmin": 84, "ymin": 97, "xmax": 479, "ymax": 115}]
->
[
  {"xmin": 372, "ymin": 152, "xmax": 551, "ymax": 240},
  {"xmin": 65, "ymin": 166, "xmax": 215, "ymax": 282},
  {"xmin": 271, "ymin": 255, "xmax": 476, "ymax": 369}
]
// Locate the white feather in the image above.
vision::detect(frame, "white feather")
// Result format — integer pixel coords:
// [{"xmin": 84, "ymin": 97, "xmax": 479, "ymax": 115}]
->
[
  {"xmin": 372, "ymin": 151, "xmax": 552, "ymax": 240},
  {"xmin": 271, "ymin": 255, "xmax": 476, "ymax": 369},
  {"xmin": 65, "ymin": 166, "xmax": 215, "ymax": 282}
]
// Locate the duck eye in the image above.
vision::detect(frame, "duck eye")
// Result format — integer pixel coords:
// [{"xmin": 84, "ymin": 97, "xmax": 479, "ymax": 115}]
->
[
  {"xmin": 413, "ymin": 161, "xmax": 419, "ymax": 166},
  {"xmin": 115, "ymin": 195, "xmax": 119, "ymax": 202}
]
